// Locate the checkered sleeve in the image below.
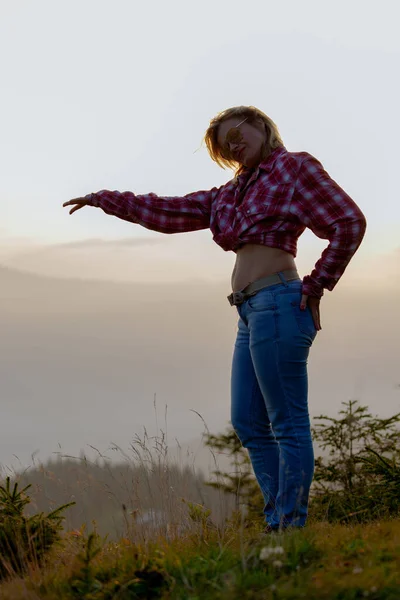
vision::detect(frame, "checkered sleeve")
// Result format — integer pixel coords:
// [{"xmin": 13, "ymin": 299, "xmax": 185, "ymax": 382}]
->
[
  {"xmin": 85, "ymin": 187, "xmax": 221, "ymax": 234},
  {"xmin": 295, "ymin": 154, "xmax": 367, "ymax": 298}
]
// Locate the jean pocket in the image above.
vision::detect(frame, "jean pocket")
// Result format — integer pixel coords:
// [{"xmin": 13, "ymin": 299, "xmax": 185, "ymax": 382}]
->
[
  {"xmin": 290, "ymin": 300, "xmax": 317, "ymax": 337},
  {"xmin": 247, "ymin": 289, "xmax": 277, "ymax": 312}
]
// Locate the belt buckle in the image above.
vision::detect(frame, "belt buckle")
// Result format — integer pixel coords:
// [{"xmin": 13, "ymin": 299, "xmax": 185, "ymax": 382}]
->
[{"xmin": 232, "ymin": 291, "xmax": 245, "ymax": 305}]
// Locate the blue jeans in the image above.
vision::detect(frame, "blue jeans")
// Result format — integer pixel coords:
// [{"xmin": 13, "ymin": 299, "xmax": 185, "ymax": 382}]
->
[{"xmin": 230, "ymin": 271, "xmax": 318, "ymax": 530}]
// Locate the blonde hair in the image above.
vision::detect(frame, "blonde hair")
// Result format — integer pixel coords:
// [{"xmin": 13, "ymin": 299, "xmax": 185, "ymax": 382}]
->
[{"xmin": 204, "ymin": 105, "xmax": 284, "ymax": 175}]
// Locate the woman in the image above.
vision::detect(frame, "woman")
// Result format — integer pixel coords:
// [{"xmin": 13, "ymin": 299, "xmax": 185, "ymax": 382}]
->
[{"xmin": 63, "ymin": 106, "xmax": 367, "ymax": 533}]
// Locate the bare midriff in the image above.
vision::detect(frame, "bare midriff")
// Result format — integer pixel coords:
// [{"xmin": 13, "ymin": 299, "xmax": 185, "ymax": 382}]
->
[{"xmin": 231, "ymin": 243, "xmax": 297, "ymax": 292}]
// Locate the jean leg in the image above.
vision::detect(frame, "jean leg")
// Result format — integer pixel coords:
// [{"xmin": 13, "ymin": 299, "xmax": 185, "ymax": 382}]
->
[
  {"xmin": 230, "ymin": 311, "xmax": 280, "ymax": 523},
  {"xmin": 248, "ymin": 295, "xmax": 315, "ymax": 529}
]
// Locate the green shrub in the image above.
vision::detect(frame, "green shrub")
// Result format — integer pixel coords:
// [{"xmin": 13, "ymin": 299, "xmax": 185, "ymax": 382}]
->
[
  {"xmin": 310, "ymin": 400, "xmax": 400, "ymax": 524},
  {"xmin": 0, "ymin": 476, "xmax": 75, "ymax": 580}
]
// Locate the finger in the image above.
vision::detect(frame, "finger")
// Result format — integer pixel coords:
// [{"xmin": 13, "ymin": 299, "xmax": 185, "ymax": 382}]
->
[
  {"xmin": 63, "ymin": 197, "xmax": 86, "ymax": 207},
  {"xmin": 69, "ymin": 204, "xmax": 83, "ymax": 215},
  {"xmin": 300, "ymin": 294, "xmax": 308, "ymax": 310}
]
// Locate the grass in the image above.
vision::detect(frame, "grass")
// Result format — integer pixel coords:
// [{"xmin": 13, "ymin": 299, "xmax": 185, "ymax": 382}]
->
[
  {"xmin": 1, "ymin": 403, "xmax": 400, "ymax": 599},
  {"xmin": 1, "ymin": 516, "xmax": 400, "ymax": 599}
]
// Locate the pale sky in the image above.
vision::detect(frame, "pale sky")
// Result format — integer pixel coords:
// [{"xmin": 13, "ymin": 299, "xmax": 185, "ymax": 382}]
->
[
  {"xmin": 1, "ymin": 1, "xmax": 399, "ymax": 473},
  {"xmin": 1, "ymin": 1, "xmax": 399, "ymax": 266}
]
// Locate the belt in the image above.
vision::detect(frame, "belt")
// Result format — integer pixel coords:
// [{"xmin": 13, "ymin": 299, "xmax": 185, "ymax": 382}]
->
[{"xmin": 227, "ymin": 269, "xmax": 300, "ymax": 306}]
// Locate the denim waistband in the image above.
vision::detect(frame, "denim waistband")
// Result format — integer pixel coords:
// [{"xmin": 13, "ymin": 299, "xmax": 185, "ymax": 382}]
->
[{"xmin": 227, "ymin": 269, "xmax": 300, "ymax": 306}]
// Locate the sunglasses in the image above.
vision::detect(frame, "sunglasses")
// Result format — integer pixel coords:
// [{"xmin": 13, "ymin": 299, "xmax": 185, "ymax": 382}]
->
[{"xmin": 221, "ymin": 117, "xmax": 248, "ymax": 158}]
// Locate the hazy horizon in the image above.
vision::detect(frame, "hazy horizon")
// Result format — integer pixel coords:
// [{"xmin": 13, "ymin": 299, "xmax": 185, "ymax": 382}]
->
[{"xmin": 1, "ymin": 262, "xmax": 399, "ymax": 476}]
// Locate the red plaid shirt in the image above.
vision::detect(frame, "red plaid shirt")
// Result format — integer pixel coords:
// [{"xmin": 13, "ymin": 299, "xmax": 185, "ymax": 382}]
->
[{"xmin": 86, "ymin": 146, "xmax": 366, "ymax": 298}]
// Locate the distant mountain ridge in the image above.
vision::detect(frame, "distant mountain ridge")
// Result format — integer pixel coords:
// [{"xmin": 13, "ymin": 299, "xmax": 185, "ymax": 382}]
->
[{"xmin": 1, "ymin": 261, "xmax": 399, "ymax": 482}]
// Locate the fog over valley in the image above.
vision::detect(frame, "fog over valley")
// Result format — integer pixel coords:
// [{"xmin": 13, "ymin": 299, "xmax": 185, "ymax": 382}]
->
[{"xmin": 1, "ymin": 254, "xmax": 399, "ymax": 476}]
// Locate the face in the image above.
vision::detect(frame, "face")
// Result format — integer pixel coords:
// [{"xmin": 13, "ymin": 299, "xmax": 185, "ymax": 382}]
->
[{"xmin": 217, "ymin": 116, "xmax": 269, "ymax": 168}]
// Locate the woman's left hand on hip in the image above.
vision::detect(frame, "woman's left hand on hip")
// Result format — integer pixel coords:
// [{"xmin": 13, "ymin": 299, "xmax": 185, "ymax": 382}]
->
[{"xmin": 300, "ymin": 294, "xmax": 322, "ymax": 331}]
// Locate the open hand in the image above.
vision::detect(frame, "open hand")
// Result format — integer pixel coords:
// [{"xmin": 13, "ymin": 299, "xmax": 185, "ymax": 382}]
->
[
  {"xmin": 300, "ymin": 294, "xmax": 321, "ymax": 331},
  {"xmin": 63, "ymin": 196, "xmax": 91, "ymax": 215}
]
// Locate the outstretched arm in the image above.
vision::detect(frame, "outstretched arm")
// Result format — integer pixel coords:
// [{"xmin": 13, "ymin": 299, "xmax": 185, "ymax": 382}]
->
[{"xmin": 63, "ymin": 186, "xmax": 222, "ymax": 234}]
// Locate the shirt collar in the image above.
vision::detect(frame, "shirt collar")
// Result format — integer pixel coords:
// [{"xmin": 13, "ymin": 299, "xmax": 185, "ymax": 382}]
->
[
  {"xmin": 233, "ymin": 146, "xmax": 287, "ymax": 187},
  {"xmin": 258, "ymin": 145, "xmax": 287, "ymax": 173}
]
